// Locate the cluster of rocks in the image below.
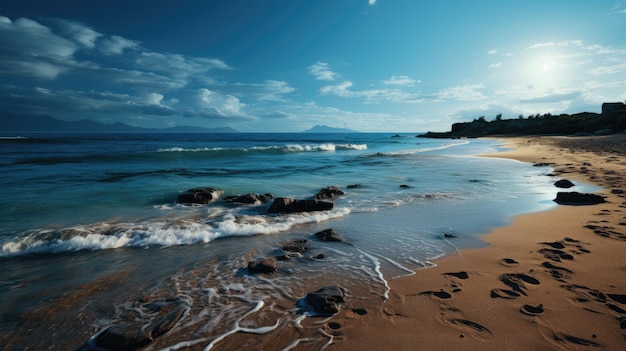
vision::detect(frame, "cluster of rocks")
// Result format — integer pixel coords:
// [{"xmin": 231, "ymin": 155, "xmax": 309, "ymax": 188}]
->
[
  {"xmin": 176, "ymin": 187, "xmax": 223, "ymax": 205},
  {"xmin": 247, "ymin": 228, "xmax": 346, "ymax": 271},
  {"xmin": 549, "ymin": 177, "xmax": 607, "ymax": 205},
  {"xmin": 246, "ymin": 228, "xmax": 348, "ymax": 315},
  {"xmin": 176, "ymin": 185, "xmax": 347, "ymax": 214}
]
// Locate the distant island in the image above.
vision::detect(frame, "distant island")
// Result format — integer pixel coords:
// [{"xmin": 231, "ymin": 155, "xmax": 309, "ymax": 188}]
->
[
  {"xmin": 0, "ymin": 112, "xmax": 239, "ymax": 133},
  {"xmin": 419, "ymin": 102, "xmax": 626, "ymax": 138},
  {"xmin": 301, "ymin": 125, "xmax": 359, "ymax": 133}
]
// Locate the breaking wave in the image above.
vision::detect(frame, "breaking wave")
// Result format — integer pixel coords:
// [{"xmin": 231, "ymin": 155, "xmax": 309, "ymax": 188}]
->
[
  {"xmin": 0, "ymin": 208, "xmax": 351, "ymax": 257},
  {"xmin": 157, "ymin": 143, "xmax": 367, "ymax": 154}
]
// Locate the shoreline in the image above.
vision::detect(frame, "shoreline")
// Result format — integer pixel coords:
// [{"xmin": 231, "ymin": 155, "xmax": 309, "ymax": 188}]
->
[{"xmin": 329, "ymin": 135, "xmax": 626, "ymax": 350}]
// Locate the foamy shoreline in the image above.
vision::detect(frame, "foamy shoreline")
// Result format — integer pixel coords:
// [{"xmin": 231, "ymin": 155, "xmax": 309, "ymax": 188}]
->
[{"xmin": 328, "ymin": 135, "xmax": 626, "ymax": 350}]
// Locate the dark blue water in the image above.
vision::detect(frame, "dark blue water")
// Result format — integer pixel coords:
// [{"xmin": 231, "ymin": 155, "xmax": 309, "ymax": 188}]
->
[{"xmin": 0, "ymin": 133, "xmax": 573, "ymax": 350}]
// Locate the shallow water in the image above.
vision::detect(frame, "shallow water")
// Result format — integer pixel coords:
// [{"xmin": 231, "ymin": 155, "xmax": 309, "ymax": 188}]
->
[{"xmin": 0, "ymin": 133, "xmax": 588, "ymax": 349}]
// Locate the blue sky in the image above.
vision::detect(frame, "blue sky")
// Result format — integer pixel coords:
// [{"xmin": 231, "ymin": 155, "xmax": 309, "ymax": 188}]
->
[{"xmin": 1, "ymin": 0, "xmax": 625, "ymax": 132}]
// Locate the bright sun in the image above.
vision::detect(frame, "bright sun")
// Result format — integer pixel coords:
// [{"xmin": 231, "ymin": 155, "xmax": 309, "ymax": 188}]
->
[{"xmin": 542, "ymin": 63, "xmax": 552, "ymax": 72}]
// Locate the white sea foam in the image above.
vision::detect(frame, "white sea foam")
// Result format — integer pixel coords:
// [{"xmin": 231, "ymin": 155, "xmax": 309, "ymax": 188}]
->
[
  {"xmin": 157, "ymin": 147, "xmax": 225, "ymax": 152},
  {"xmin": 384, "ymin": 139, "xmax": 470, "ymax": 156},
  {"xmin": 284, "ymin": 143, "xmax": 366, "ymax": 152},
  {"xmin": 156, "ymin": 143, "xmax": 367, "ymax": 154},
  {"xmin": 0, "ymin": 136, "xmax": 29, "ymax": 140},
  {"xmin": 202, "ymin": 300, "xmax": 280, "ymax": 351},
  {"xmin": 357, "ymin": 249, "xmax": 390, "ymax": 300},
  {"xmin": 0, "ymin": 208, "xmax": 351, "ymax": 257}
]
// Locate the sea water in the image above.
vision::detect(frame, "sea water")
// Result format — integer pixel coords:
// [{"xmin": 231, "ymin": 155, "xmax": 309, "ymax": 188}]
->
[{"xmin": 0, "ymin": 133, "xmax": 577, "ymax": 349}]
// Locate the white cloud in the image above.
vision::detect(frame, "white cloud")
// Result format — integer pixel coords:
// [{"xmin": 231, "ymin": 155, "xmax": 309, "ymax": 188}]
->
[
  {"xmin": 100, "ymin": 35, "xmax": 139, "ymax": 55},
  {"xmin": 436, "ymin": 84, "xmax": 487, "ymax": 101},
  {"xmin": 54, "ymin": 19, "xmax": 102, "ymax": 49},
  {"xmin": 320, "ymin": 80, "xmax": 437, "ymax": 104},
  {"xmin": 369, "ymin": 0, "xmax": 377, "ymax": 5},
  {"xmin": 135, "ymin": 52, "xmax": 231, "ymax": 79},
  {"xmin": 590, "ymin": 62, "xmax": 626, "ymax": 75},
  {"xmin": 488, "ymin": 49, "xmax": 498, "ymax": 55},
  {"xmin": 529, "ymin": 40, "xmax": 584, "ymax": 49},
  {"xmin": 320, "ymin": 81, "xmax": 354, "ymax": 97},
  {"xmin": 105, "ymin": 68, "xmax": 187, "ymax": 91},
  {"xmin": 520, "ymin": 91, "xmax": 582, "ymax": 103},
  {"xmin": 384, "ymin": 75, "xmax": 420, "ymax": 86},
  {"xmin": 226, "ymin": 80, "xmax": 295, "ymax": 102},
  {"xmin": 145, "ymin": 93, "xmax": 164, "ymax": 105},
  {"xmin": 488, "ymin": 63, "xmax": 502, "ymax": 69},
  {"xmin": 256, "ymin": 80, "xmax": 295, "ymax": 101},
  {"xmin": 0, "ymin": 16, "xmax": 82, "ymax": 79},
  {"xmin": 196, "ymin": 88, "xmax": 246, "ymax": 117},
  {"xmin": 308, "ymin": 61, "xmax": 337, "ymax": 81}
]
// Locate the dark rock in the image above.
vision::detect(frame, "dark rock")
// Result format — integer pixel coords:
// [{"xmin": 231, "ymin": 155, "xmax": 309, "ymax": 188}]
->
[
  {"xmin": 281, "ymin": 239, "xmax": 309, "ymax": 254},
  {"xmin": 347, "ymin": 184, "xmax": 361, "ymax": 189},
  {"xmin": 267, "ymin": 198, "xmax": 333, "ymax": 213},
  {"xmin": 151, "ymin": 306, "xmax": 186, "ymax": 338},
  {"xmin": 399, "ymin": 184, "xmax": 410, "ymax": 188},
  {"xmin": 177, "ymin": 187, "xmax": 223, "ymax": 205},
  {"xmin": 247, "ymin": 257, "xmax": 278, "ymax": 274},
  {"xmin": 444, "ymin": 233, "xmax": 457, "ymax": 238},
  {"xmin": 328, "ymin": 322, "xmax": 341, "ymax": 330},
  {"xmin": 533, "ymin": 162, "xmax": 553, "ymax": 167},
  {"xmin": 352, "ymin": 308, "xmax": 367, "ymax": 315},
  {"xmin": 314, "ymin": 186, "xmax": 345, "ymax": 201},
  {"xmin": 223, "ymin": 193, "xmax": 274, "ymax": 204},
  {"xmin": 95, "ymin": 322, "xmax": 153, "ymax": 351},
  {"xmin": 305, "ymin": 286, "xmax": 346, "ymax": 315},
  {"xmin": 554, "ymin": 192, "xmax": 606, "ymax": 205},
  {"xmin": 314, "ymin": 228, "xmax": 345, "ymax": 242},
  {"xmin": 554, "ymin": 179, "xmax": 575, "ymax": 188}
]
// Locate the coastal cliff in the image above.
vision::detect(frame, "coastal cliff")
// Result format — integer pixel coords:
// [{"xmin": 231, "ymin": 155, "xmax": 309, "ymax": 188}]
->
[{"xmin": 420, "ymin": 102, "xmax": 626, "ymax": 138}]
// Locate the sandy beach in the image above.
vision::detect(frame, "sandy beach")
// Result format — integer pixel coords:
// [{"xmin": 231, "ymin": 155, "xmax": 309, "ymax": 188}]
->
[{"xmin": 327, "ymin": 135, "xmax": 626, "ymax": 350}]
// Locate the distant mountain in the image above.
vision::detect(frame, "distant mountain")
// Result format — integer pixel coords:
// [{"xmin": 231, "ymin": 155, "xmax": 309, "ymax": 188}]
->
[
  {"xmin": 0, "ymin": 112, "xmax": 239, "ymax": 133},
  {"xmin": 301, "ymin": 125, "xmax": 359, "ymax": 133}
]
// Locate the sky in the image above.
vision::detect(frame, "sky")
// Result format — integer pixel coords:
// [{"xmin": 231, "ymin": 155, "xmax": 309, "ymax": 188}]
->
[{"xmin": 1, "ymin": 0, "xmax": 626, "ymax": 132}]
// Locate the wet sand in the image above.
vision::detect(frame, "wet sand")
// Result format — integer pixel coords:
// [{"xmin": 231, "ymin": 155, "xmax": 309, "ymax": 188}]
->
[{"xmin": 328, "ymin": 135, "xmax": 626, "ymax": 350}]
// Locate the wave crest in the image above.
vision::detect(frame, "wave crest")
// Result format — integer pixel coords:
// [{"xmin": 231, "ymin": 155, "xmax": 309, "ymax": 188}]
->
[
  {"xmin": 157, "ymin": 143, "xmax": 367, "ymax": 154},
  {"xmin": 1, "ymin": 208, "xmax": 351, "ymax": 257}
]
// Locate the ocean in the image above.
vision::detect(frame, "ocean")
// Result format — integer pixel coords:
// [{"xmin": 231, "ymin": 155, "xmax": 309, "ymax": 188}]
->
[{"xmin": 0, "ymin": 133, "xmax": 576, "ymax": 350}]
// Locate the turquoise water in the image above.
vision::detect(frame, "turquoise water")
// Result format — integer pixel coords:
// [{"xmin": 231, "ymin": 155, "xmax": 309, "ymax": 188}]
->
[{"xmin": 0, "ymin": 133, "xmax": 574, "ymax": 349}]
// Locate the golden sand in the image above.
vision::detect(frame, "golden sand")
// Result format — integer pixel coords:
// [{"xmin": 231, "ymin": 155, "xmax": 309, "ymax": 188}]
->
[{"xmin": 328, "ymin": 135, "xmax": 626, "ymax": 351}]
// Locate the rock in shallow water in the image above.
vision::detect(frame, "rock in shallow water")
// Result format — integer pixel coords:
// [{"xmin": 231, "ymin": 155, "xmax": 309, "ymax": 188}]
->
[
  {"xmin": 314, "ymin": 228, "xmax": 345, "ymax": 242},
  {"xmin": 95, "ymin": 322, "xmax": 153, "ymax": 351},
  {"xmin": 553, "ymin": 192, "xmax": 606, "ymax": 205},
  {"xmin": 267, "ymin": 197, "xmax": 333, "ymax": 213},
  {"xmin": 314, "ymin": 186, "xmax": 345, "ymax": 201},
  {"xmin": 223, "ymin": 193, "xmax": 274, "ymax": 204},
  {"xmin": 554, "ymin": 179, "xmax": 575, "ymax": 188},
  {"xmin": 176, "ymin": 187, "xmax": 223, "ymax": 205},
  {"xmin": 305, "ymin": 286, "xmax": 346, "ymax": 315},
  {"xmin": 247, "ymin": 257, "xmax": 278, "ymax": 274}
]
